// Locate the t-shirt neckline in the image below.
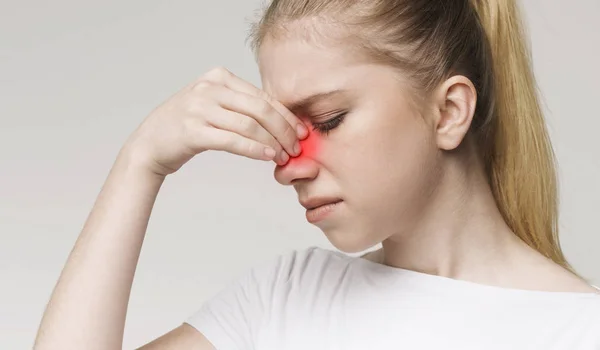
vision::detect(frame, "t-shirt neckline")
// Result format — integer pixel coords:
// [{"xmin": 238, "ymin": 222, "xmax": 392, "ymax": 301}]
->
[{"xmin": 344, "ymin": 250, "xmax": 600, "ymax": 300}]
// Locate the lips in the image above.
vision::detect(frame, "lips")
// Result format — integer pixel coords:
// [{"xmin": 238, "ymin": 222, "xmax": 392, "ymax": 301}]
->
[{"xmin": 299, "ymin": 197, "xmax": 343, "ymax": 210}]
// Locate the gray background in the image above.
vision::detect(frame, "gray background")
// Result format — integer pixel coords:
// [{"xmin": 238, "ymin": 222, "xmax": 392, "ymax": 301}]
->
[{"xmin": 1, "ymin": 1, "xmax": 598, "ymax": 348}]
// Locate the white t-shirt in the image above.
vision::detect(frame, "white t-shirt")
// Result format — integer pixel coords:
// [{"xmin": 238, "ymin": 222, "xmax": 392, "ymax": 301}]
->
[{"xmin": 186, "ymin": 246, "xmax": 600, "ymax": 350}]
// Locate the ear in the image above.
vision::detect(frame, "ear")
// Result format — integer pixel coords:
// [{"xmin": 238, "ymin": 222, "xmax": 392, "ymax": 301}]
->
[{"xmin": 431, "ymin": 75, "xmax": 477, "ymax": 151}]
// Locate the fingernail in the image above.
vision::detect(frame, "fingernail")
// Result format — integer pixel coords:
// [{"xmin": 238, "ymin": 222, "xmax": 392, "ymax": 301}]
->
[
  {"xmin": 293, "ymin": 141, "xmax": 301, "ymax": 155},
  {"xmin": 296, "ymin": 123, "xmax": 308, "ymax": 138},
  {"xmin": 280, "ymin": 151, "xmax": 289, "ymax": 164}
]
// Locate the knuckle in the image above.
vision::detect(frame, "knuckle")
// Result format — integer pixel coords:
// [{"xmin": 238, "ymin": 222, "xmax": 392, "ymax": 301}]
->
[
  {"xmin": 204, "ymin": 66, "xmax": 231, "ymax": 83},
  {"xmin": 184, "ymin": 95, "xmax": 211, "ymax": 114},
  {"xmin": 192, "ymin": 80, "xmax": 213, "ymax": 93}
]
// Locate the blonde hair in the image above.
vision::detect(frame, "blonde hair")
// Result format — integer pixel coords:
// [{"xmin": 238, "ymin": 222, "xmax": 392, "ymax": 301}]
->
[{"xmin": 247, "ymin": 0, "xmax": 575, "ymax": 272}]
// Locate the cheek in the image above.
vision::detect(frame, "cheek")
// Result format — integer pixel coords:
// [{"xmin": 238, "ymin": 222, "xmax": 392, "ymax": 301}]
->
[{"xmin": 339, "ymin": 108, "xmax": 435, "ymax": 192}]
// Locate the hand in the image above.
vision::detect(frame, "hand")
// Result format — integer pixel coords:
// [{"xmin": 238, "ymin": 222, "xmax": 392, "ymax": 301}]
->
[{"xmin": 122, "ymin": 66, "xmax": 308, "ymax": 177}]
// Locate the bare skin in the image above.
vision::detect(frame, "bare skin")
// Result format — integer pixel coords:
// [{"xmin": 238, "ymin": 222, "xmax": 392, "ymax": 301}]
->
[
  {"xmin": 34, "ymin": 34, "xmax": 597, "ymax": 350},
  {"xmin": 33, "ymin": 66, "xmax": 306, "ymax": 350},
  {"xmin": 260, "ymin": 34, "xmax": 596, "ymax": 294}
]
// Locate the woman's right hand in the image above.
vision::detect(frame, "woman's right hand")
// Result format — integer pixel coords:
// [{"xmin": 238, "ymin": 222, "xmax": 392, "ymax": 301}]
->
[{"xmin": 122, "ymin": 66, "xmax": 308, "ymax": 177}]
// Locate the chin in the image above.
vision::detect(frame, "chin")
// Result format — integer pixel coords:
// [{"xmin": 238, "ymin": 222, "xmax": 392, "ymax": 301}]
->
[{"xmin": 321, "ymin": 225, "xmax": 381, "ymax": 254}]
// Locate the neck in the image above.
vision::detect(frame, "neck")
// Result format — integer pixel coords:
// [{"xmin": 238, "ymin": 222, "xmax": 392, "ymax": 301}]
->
[{"xmin": 380, "ymin": 144, "xmax": 531, "ymax": 283}]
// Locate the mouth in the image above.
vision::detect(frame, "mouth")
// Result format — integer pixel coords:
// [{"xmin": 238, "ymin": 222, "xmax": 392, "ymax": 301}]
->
[
  {"xmin": 300, "ymin": 197, "xmax": 343, "ymax": 210},
  {"xmin": 300, "ymin": 197, "xmax": 343, "ymax": 223}
]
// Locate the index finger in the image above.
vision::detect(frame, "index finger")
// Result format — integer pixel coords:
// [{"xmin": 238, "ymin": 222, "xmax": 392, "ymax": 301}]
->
[{"xmin": 202, "ymin": 67, "xmax": 309, "ymax": 140}]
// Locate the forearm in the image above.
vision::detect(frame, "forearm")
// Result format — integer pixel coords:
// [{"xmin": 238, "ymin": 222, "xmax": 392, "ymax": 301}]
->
[{"xmin": 34, "ymin": 149, "xmax": 165, "ymax": 350}]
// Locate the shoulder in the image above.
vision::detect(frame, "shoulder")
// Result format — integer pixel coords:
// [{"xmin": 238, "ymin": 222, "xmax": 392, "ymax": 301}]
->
[
  {"xmin": 252, "ymin": 245, "xmax": 353, "ymax": 286},
  {"xmin": 230, "ymin": 245, "xmax": 361, "ymax": 306},
  {"xmin": 183, "ymin": 246, "xmax": 351, "ymax": 348}
]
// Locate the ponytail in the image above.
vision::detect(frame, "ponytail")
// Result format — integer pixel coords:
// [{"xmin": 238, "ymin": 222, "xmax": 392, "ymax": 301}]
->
[{"xmin": 471, "ymin": 0, "xmax": 575, "ymax": 272}]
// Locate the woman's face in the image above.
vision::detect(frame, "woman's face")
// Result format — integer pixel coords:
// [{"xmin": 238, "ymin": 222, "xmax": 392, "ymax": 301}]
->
[{"xmin": 258, "ymin": 36, "xmax": 442, "ymax": 253}]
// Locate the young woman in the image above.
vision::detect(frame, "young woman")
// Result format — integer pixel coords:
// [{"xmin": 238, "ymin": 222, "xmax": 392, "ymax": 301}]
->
[{"xmin": 34, "ymin": 0, "xmax": 600, "ymax": 349}]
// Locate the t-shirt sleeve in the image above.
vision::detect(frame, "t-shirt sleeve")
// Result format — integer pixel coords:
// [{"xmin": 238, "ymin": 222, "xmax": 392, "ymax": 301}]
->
[{"xmin": 184, "ymin": 249, "xmax": 297, "ymax": 350}]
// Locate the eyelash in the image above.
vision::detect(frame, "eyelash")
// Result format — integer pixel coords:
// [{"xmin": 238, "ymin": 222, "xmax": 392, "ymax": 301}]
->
[{"xmin": 311, "ymin": 112, "xmax": 348, "ymax": 135}]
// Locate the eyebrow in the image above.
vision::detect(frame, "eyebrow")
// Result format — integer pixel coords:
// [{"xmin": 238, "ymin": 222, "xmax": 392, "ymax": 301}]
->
[{"xmin": 284, "ymin": 89, "xmax": 348, "ymax": 113}]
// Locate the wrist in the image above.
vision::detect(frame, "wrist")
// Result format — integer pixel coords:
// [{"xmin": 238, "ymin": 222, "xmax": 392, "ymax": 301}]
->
[{"xmin": 115, "ymin": 145, "xmax": 167, "ymax": 183}]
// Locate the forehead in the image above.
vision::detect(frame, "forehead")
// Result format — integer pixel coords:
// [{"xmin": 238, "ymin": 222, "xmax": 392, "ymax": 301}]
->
[{"xmin": 257, "ymin": 35, "xmax": 360, "ymax": 110}]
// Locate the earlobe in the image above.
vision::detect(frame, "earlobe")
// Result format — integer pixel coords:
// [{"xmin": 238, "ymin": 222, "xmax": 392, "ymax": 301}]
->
[{"xmin": 434, "ymin": 75, "xmax": 477, "ymax": 151}]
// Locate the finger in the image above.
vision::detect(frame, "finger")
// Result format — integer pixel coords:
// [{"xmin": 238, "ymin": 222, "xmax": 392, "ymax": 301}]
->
[
  {"xmin": 197, "ymin": 83, "xmax": 300, "ymax": 159},
  {"xmin": 269, "ymin": 99, "xmax": 309, "ymax": 140},
  {"xmin": 196, "ymin": 127, "xmax": 277, "ymax": 162},
  {"xmin": 203, "ymin": 105, "xmax": 290, "ymax": 165},
  {"xmin": 202, "ymin": 67, "xmax": 308, "ymax": 140}
]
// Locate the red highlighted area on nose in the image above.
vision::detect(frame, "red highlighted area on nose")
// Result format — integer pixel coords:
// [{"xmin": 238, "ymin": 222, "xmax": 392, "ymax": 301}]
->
[{"xmin": 288, "ymin": 127, "xmax": 321, "ymax": 165}]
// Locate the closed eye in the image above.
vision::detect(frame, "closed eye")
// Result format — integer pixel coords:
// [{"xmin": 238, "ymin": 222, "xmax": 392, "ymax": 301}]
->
[{"xmin": 311, "ymin": 112, "xmax": 348, "ymax": 135}]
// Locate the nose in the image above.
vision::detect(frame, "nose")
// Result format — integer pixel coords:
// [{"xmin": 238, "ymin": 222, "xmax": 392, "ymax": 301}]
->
[
  {"xmin": 274, "ymin": 125, "xmax": 322, "ymax": 185},
  {"xmin": 274, "ymin": 154, "xmax": 319, "ymax": 185}
]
